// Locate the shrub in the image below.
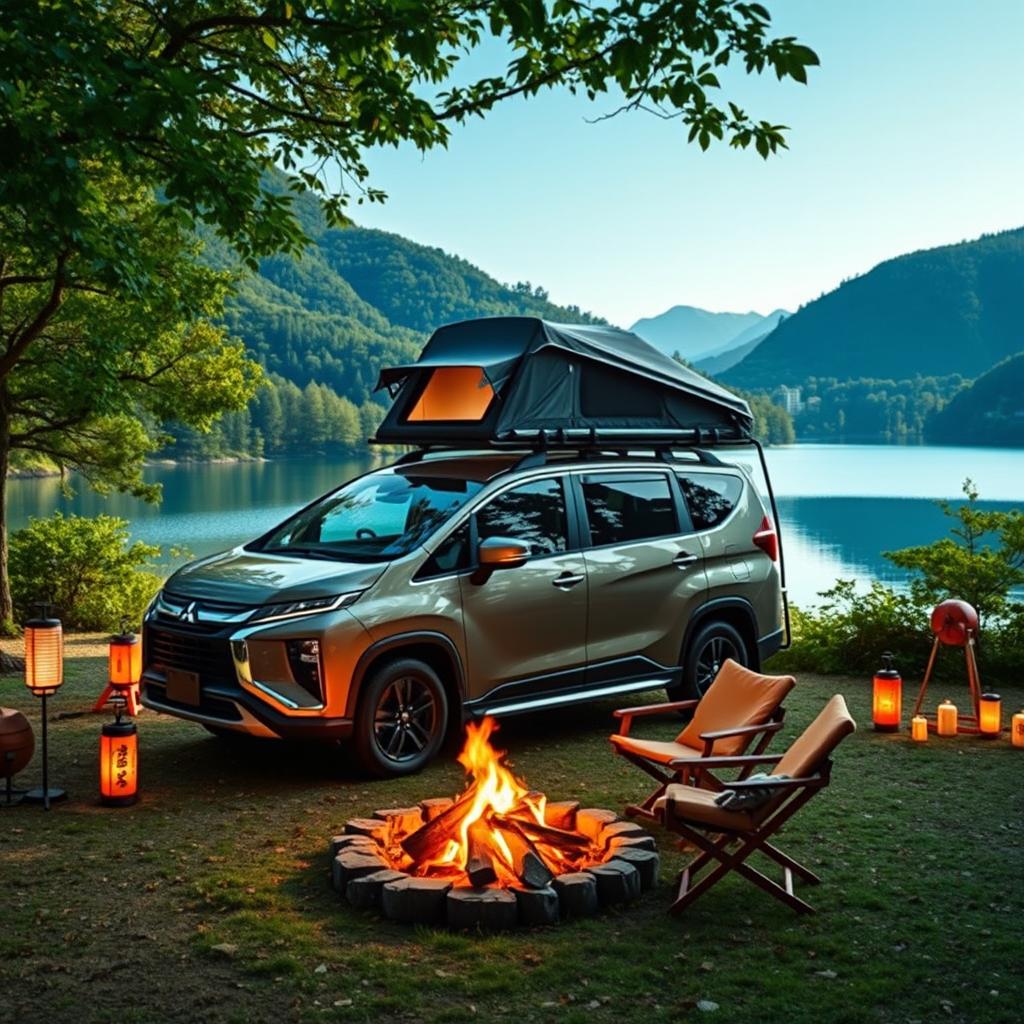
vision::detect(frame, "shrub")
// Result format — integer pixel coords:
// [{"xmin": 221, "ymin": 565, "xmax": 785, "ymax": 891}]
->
[{"xmin": 10, "ymin": 513, "xmax": 162, "ymax": 631}]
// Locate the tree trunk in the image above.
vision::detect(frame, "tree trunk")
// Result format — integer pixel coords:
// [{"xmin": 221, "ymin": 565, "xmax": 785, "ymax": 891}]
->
[{"xmin": 0, "ymin": 398, "xmax": 24, "ymax": 673}]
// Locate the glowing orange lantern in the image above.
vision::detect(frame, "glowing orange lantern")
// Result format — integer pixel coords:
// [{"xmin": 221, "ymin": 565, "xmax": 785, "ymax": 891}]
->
[
  {"xmin": 978, "ymin": 693, "xmax": 1001, "ymax": 737},
  {"xmin": 911, "ymin": 715, "xmax": 928, "ymax": 742},
  {"xmin": 872, "ymin": 653, "xmax": 901, "ymax": 732},
  {"xmin": 936, "ymin": 699, "xmax": 958, "ymax": 737},
  {"xmin": 1012, "ymin": 711, "xmax": 1024, "ymax": 749},
  {"xmin": 99, "ymin": 718, "xmax": 139, "ymax": 807},
  {"xmin": 94, "ymin": 629, "xmax": 143, "ymax": 716},
  {"xmin": 24, "ymin": 617, "xmax": 63, "ymax": 695}
]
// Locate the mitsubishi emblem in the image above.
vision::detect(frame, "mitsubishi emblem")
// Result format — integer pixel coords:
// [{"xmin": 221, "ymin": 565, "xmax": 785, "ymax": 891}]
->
[{"xmin": 179, "ymin": 600, "xmax": 199, "ymax": 624}]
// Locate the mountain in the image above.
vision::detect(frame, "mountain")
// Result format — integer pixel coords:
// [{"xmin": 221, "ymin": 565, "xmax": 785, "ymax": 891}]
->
[
  {"xmin": 926, "ymin": 351, "xmax": 1024, "ymax": 446},
  {"xmin": 629, "ymin": 305, "xmax": 774, "ymax": 361},
  {"xmin": 723, "ymin": 228, "xmax": 1024, "ymax": 388},
  {"xmin": 695, "ymin": 327, "xmax": 773, "ymax": 376}
]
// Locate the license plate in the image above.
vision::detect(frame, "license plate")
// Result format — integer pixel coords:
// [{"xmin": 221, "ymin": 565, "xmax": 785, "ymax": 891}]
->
[{"xmin": 166, "ymin": 668, "xmax": 200, "ymax": 706}]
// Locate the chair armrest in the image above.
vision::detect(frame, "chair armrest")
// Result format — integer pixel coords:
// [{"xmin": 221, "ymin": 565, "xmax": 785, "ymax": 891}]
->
[
  {"xmin": 699, "ymin": 720, "xmax": 785, "ymax": 743},
  {"xmin": 720, "ymin": 774, "xmax": 818, "ymax": 791},
  {"xmin": 613, "ymin": 699, "xmax": 699, "ymax": 737},
  {"xmin": 668, "ymin": 753, "xmax": 783, "ymax": 770}
]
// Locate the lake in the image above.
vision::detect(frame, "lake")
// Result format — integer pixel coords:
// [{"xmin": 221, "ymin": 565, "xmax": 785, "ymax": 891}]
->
[{"xmin": 8, "ymin": 444, "xmax": 1022, "ymax": 607}]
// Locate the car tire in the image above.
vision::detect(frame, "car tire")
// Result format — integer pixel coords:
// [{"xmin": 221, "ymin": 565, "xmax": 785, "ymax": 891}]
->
[
  {"xmin": 679, "ymin": 621, "xmax": 750, "ymax": 700},
  {"xmin": 353, "ymin": 658, "xmax": 449, "ymax": 778}
]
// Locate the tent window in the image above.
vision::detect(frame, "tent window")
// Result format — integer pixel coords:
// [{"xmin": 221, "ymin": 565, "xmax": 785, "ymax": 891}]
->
[
  {"xmin": 579, "ymin": 362, "xmax": 662, "ymax": 417},
  {"xmin": 405, "ymin": 366, "xmax": 495, "ymax": 422}
]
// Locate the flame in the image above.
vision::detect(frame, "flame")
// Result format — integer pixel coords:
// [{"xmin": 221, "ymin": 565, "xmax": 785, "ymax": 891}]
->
[{"xmin": 394, "ymin": 717, "xmax": 595, "ymax": 887}]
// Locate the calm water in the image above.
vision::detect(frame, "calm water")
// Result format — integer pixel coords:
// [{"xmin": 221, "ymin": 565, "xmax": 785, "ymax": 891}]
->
[{"xmin": 8, "ymin": 445, "xmax": 1022, "ymax": 607}]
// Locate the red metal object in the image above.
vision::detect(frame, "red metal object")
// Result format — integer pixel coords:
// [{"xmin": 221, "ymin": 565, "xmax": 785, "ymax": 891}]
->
[{"xmin": 929, "ymin": 599, "xmax": 979, "ymax": 648}]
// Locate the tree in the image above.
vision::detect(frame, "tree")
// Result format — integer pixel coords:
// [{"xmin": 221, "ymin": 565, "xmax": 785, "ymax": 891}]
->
[
  {"xmin": 0, "ymin": 1, "xmax": 817, "ymax": 639},
  {"xmin": 885, "ymin": 479, "xmax": 1024, "ymax": 627}
]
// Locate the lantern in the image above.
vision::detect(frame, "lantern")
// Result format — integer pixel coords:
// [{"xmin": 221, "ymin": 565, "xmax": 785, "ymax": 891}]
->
[
  {"xmin": 872, "ymin": 652, "xmax": 902, "ymax": 732},
  {"xmin": 24, "ymin": 618, "xmax": 63, "ymax": 694},
  {"xmin": 936, "ymin": 699, "xmax": 958, "ymax": 737},
  {"xmin": 1012, "ymin": 711, "xmax": 1024, "ymax": 749},
  {"xmin": 910, "ymin": 715, "xmax": 928, "ymax": 742},
  {"xmin": 99, "ymin": 718, "xmax": 139, "ymax": 807},
  {"xmin": 94, "ymin": 629, "xmax": 143, "ymax": 716},
  {"xmin": 978, "ymin": 693, "xmax": 1001, "ymax": 737}
]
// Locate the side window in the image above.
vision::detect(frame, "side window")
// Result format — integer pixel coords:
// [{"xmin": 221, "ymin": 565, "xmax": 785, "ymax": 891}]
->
[
  {"xmin": 417, "ymin": 524, "xmax": 471, "ymax": 578},
  {"xmin": 581, "ymin": 473, "xmax": 678, "ymax": 546},
  {"xmin": 679, "ymin": 473, "xmax": 744, "ymax": 530},
  {"xmin": 476, "ymin": 478, "xmax": 568, "ymax": 557}
]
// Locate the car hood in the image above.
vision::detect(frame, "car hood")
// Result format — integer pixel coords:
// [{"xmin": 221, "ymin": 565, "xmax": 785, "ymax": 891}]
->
[{"xmin": 164, "ymin": 547, "xmax": 388, "ymax": 606}]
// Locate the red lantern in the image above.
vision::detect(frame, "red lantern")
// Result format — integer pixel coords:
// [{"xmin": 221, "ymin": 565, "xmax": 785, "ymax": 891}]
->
[
  {"xmin": 872, "ymin": 652, "xmax": 902, "ymax": 732},
  {"xmin": 99, "ymin": 718, "xmax": 139, "ymax": 807},
  {"xmin": 93, "ymin": 629, "xmax": 143, "ymax": 716}
]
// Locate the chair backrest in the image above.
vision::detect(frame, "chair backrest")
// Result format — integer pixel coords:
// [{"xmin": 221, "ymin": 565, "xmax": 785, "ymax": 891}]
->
[
  {"xmin": 677, "ymin": 659, "xmax": 795, "ymax": 756},
  {"xmin": 775, "ymin": 694, "xmax": 857, "ymax": 780}
]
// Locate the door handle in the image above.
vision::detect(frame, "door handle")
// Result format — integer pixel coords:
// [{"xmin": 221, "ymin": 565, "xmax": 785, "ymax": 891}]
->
[
  {"xmin": 552, "ymin": 572, "xmax": 585, "ymax": 589},
  {"xmin": 672, "ymin": 551, "xmax": 699, "ymax": 568}
]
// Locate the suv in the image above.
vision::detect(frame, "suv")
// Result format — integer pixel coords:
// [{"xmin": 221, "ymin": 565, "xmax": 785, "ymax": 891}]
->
[{"xmin": 141, "ymin": 449, "xmax": 786, "ymax": 775}]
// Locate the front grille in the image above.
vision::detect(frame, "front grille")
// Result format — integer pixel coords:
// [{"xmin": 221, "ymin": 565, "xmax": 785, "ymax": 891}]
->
[{"xmin": 145, "ymin": 625, "xmax": 237, "ymax": 683}]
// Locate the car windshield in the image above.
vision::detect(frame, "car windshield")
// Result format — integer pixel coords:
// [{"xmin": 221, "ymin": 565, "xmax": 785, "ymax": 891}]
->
[{"xmin": 254, "ymin": 470, "xmax": 483, "ymax": 562}]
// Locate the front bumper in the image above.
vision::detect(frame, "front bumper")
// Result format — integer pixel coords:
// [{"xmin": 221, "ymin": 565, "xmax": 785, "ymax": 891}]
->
[{"xmin": 140, "ymin": 598, "xmax": 363, "ymax": 741}]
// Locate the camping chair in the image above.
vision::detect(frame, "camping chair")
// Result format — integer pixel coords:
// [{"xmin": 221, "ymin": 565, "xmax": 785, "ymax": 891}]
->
[
  {"xmin": 657, "ymin": 693, "xmax": 856, "ymax": 915},
  {"xmin": 610, "ymin": 659, "xmax": 795, "ymax": 821}
]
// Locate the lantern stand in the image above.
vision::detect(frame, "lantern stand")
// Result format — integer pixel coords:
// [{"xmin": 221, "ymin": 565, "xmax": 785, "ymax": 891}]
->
[
  {"xmin": 22, "ymin": 608, "xmax": 67, "ymax": 810},
  {"xmin": 912, "ymin": 600, "xmax": 984, "ymax": 735},
  {"xmin": 92, "ymin": 624, "xmax": 143, "ymax": 717}
]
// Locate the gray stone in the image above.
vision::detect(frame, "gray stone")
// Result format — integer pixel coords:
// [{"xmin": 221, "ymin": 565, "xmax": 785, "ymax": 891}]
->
[
  {"xmin": 332, "ymin": 849, "xmax": 388, "ymax": 892},
  {"xmin": 512, "ymin": 885, "xmax": 560, "ymax": 926},
  {"xmin": 600, "ymin": 820, "xmax": 647, "ymax": 846},
  {"xmin": 381, "ymin": 876, "xmax": 452, "ymax": 924},
  {"xmin": 329, "ymin": 833, "xmax": 378, "ymax": 856},
  {"xmin": 606, "ymin": 833, "xmax": 658, "ymax": 853},
  {"xmin": 575, "ymin": 808, "xmax": 617, "ymax": 840},
  {"xmin": 419, "ymin": 797, "xmax": 454, "ymax": 821},
  {"xmin": 344, "ymin": 817, "xmax": 389, "ymax": 841},
  {"xmin": 610, "ymin": 847, "xmax": 660, "ymax": 890},
  {"xmin": 543, "ymin": 800, "xmax": 579, "ymax": 830},
  {"xmin": 552, "ymin": 871, "xmax": 599, "ymax": 917},
  {"xmin": 373, "ymin": 806, "xmax": 424, "ymax": 836},
  {"xmin": 446, "ymin": 886, "xmax": 519, "ymax": 931},
  {"xmin": 346, "ymin": 869, "xmax": 409, "ymax": 909},
  {"xmin": 589, "ymin": 859, "xmax": 641, "ymax": 905}
]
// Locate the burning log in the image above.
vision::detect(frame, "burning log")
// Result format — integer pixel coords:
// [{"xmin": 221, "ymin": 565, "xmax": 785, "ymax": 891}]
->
[
  {"xmin": 495, "ymin": 814, "xmax": 591, "ymax": 851},
  {"xmin": 400, "ymin": 789, "xmax": 476, "ymax": 861},
  {"xmin": 466, "ymin": 823, "xmax": 498, "ymax": 888},
  {"xmin": 493, "ymin": 819, "xmax": 555, "ymax": 889}
]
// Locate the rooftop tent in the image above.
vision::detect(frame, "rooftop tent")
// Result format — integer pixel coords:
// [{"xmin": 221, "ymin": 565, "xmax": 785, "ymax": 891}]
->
[{"xmin": 373, "ymin": 317, "xmax": 754, "ymax": 447}]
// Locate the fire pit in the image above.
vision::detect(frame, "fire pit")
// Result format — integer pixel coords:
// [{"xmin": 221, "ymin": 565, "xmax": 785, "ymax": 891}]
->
[{"xmin": 329, "ymin": 718, "xmax": 659, "ymax": 929}]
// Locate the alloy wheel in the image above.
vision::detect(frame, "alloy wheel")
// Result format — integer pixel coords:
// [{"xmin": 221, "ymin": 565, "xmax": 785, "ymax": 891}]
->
[
  {"xmin": 372, "ymin": 675, "xmax": 439, "ymax": 763},
  {"xmin": 694, "ymin": 635, "xmax": 740, "ymax": 696}
]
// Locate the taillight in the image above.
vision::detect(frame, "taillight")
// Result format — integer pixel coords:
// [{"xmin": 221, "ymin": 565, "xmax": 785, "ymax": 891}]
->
[{"xmin": 753, "ymin": 515, "xmax": 778, "ymax": 562}]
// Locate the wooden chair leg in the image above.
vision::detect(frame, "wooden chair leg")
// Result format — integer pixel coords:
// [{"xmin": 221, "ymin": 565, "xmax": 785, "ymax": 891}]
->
[{"xmin": 758, "ymin": 839, "xmax": 821, "ymax": 885}]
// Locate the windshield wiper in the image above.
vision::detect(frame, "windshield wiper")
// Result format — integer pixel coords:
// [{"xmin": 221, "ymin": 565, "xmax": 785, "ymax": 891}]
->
[{"xmin": 262, "ymin": 546, "xmax": 370, "ymax": 562}]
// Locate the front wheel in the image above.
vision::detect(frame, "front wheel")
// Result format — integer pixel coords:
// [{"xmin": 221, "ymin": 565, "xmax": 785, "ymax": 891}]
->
[
  {"xmin": 680, "ymin": 621, "xmax": 750, "ymax": 699},
  {"xmin": 352, "ymin": 658, "xmax": 449, "ymax": 777}
]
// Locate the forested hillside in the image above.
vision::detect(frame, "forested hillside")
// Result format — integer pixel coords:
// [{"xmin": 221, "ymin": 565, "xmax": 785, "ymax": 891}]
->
[
  {"xmin": 926, "ymin": 352, "xmax": 1024, "ymax": 446},
  {"xmin": 167, "ymin": 193, "xmax": 601, "ymax": 458},
  {"xmin": 724, "ymin": 228, "xmax": 1024, "ymax": 387}
]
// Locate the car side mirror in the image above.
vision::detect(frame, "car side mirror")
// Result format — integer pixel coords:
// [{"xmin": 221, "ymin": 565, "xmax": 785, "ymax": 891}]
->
[{"xmin": 477, "ymin": 536, "xmax": 530, "ymax": 571}]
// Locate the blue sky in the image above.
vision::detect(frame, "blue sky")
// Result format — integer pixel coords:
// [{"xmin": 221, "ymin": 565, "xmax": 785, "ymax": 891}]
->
[{"xmin": 350, "ymin": 1, "xmax": 1024, "ymax": 327}]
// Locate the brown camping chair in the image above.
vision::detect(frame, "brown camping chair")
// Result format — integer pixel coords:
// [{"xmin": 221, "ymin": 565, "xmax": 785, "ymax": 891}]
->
[
  {"xmin": 610, "ymin": 659, "xmax": 795, "ymax": 820},
  {"xmin": 657, "ymin": 694, "xmax": 856, "ymax": 915}
]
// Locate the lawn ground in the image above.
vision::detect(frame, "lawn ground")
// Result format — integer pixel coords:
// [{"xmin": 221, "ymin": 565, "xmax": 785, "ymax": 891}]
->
[{"xmin": 0, "ymin": 636, "xmax": 1021, "ymax": 1024}]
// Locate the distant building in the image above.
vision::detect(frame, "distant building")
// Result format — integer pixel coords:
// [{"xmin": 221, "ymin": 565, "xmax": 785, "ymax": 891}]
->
[{"xmin": 773, "ymin": 385, "xmax": 804, "ymax": 416}]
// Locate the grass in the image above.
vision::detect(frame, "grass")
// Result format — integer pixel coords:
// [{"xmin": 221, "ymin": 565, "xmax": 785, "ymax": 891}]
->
[{"xmin": 1, "ymin": 635, "xmax": 1021, "ymax": 1024}]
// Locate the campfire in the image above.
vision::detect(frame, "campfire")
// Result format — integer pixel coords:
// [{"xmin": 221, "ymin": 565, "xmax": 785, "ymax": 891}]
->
[{"xmin": 330, "ymin": 718, "xmax": 660, "ymax": 928}]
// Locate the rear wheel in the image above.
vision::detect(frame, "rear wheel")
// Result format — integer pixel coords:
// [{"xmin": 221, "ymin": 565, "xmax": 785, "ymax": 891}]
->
[
  {"xmin": 353, "ymin": 658, "xmax": 449, "ymax": 777},
  {"xmin": 680, "ymin": 621, "xmax": 750, "ymax": 699}
]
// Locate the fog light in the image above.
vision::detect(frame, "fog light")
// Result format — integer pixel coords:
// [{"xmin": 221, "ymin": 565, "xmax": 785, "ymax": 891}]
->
[{"xmin": 287, "ymin": 640, "xmax": 324, "ymax": 704}]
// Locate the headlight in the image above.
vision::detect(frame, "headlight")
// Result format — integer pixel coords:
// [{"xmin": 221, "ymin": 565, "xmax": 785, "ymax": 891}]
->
[{"xmin": 248, "ymin": 592, "xmax": 362, "ymax": 624}]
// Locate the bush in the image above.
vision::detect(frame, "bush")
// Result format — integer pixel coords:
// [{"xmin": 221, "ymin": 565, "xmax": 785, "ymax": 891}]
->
[{"xmin": 10, "ymin": 513, "xmax": 162, "ymax": 631}]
